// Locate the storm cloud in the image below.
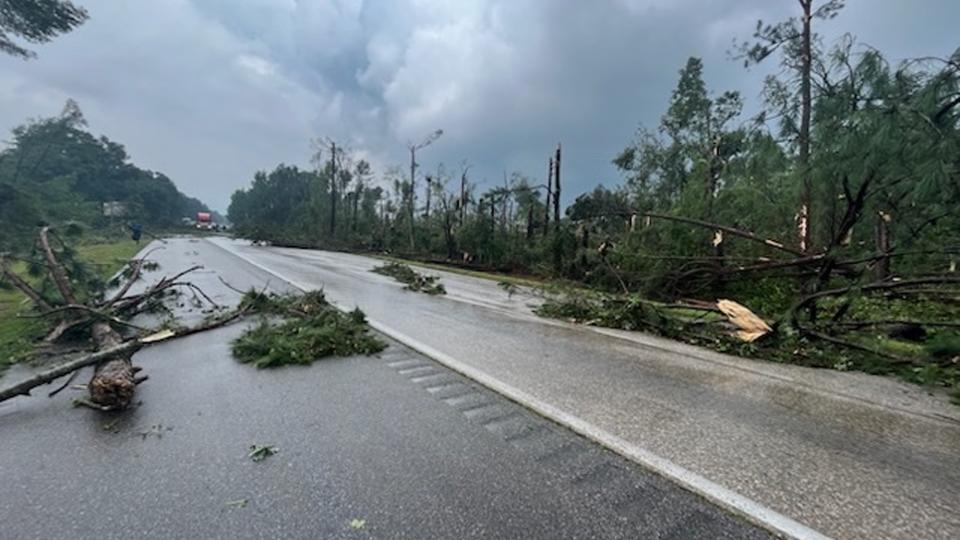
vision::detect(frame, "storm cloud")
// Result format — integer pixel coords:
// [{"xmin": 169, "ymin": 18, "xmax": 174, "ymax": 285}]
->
[{"xmin": 1, "ymin": 0, "xmax": 956, "ymax": 211}]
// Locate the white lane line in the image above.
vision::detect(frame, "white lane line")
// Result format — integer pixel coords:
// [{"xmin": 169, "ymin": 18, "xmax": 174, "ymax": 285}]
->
[{"xmin": 205, "ymin": 238, "xmax": 831, "ymax": 540}]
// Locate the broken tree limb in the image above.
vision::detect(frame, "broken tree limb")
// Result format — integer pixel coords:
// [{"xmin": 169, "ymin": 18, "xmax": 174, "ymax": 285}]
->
[
  {"xmin": 102, "ymin": 248, "xmax": 159, "ymax": 308},
  {"xmin": 38, "ymin": 226, "xmax": 78, "ymax": 305},
  {"xmin": 0, "ymin": 257, "xmax": 52, "ymax": 310},
  {"xmin": 110, "ymin": 266, "xmax": 209, "ymax": 313},
  {"xmin": 798, "ymin": 327, "xmax": 918, "ymax": 366},
  {"xmin": 0, "ymin": 308, "xmax": 250, "ymax": 407},
  {"xmin": 717, "ymin": 299, "xmax": 772, "ymax": 342},
  {"xmin": 48, "ymin": 370, "xmax": 80, "ymax": 398},
  {"xmin": 25, "ymin": 303, "xmax": 146, "ymax": 331},
  {"xmin": 643, "ymin": 213, "xmax": 806, "ymax": 257},
  {"xmin": 794, "ymin": 277, "xmax": 960, "ymax": 310},
  {"xmin": 834, "ymin": 319, "xmax": 960, "ymax": 329}
]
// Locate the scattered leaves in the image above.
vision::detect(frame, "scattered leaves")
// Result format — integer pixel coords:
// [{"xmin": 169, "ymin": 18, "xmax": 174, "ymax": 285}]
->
[
  {"xmin": 248, "ymin": 444, "xmax": 278, "ymax": 462},
  {"xmin": 498, "ymin": 281, "xmax": 519, "ymax": 298},
  {"xmin": 138, "ymin": 423, "xmax": 173, "ymax": 439}
]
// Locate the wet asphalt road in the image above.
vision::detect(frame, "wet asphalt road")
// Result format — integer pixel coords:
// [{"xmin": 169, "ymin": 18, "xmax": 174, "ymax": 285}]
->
[
  {"xmin": 206, "ymin": 237, "xmax": 960, "ymax": 540},
  {"xmin": 0, "ymin": 238, "xmax": 769, "ymax": 539}
]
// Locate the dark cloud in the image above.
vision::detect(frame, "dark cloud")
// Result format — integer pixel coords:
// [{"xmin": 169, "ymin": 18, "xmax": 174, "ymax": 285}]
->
[{"xmin": 0, "ymin": 0, "xmax": 956, "ymax": 211}]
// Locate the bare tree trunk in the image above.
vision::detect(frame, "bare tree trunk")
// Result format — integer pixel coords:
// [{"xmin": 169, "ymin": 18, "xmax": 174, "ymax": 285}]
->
[
  {"xmin": 459, "ymin": 170, "xmax": 467, "ymax": 227},
  {"xmin": 798, "ymin": 0, "xmax": 813, "ymax": 253},
  {"xmin": 329, "ymin": 142, "xmax": 337, "ymax": 236},
  {"xmin": 875, "ymin": 211, "xmax": 891, "ymax": 280},
  {"xmin": 39, "ymin": 226, "xmax": 77, "ymax": 305},
  {"xmin": 553, "ymin": 144, "xmax": 562, "ymax": 230},
  {"xmin": 526, "ymin": 206, "xmax": 533, "ymax": 241},
  {"xmin": 353, "ymin": 190, "xmax": 360, "ymax": 232},
  {"xmin": 544, "ymin": 157, "xmax": 553, "ymax": 236},
  {"xmin": 0, "ymin": 341, "xmax": 142, "ymax": 403},
  {"xmin": 87, "ymin": 321, "xmax": 137, "ymax": 409},
  {"xmin": 0, "ymin": 258, "xmax": 51, "ymax": 310},
  {"xmin": 425, "ymin": 175, "xmax": 432, "ymax": 222},
  {"xmin": 409, "ymin": 148, "xmax": 416, "ymax": 251}
]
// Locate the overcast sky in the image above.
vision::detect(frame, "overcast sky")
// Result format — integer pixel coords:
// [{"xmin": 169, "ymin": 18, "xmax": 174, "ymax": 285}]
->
[{"xmin": 1, "ymin": 0, "xmax": 957, "ymax": 212}]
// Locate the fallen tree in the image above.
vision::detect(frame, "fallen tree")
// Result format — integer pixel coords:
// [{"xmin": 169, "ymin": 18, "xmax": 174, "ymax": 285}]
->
[
  {"xmin": 0, "ymin": 227, "xmax": 227, "ymax": 410},
  {"xmin": 0, "ymin": 311, "xmax": 244, "ymax": 407}
]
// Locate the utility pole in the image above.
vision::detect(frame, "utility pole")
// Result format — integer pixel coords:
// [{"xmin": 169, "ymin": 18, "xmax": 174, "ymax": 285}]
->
[{"xmin": 406, "ymin": 129, "xmax": 443, "ymax": 251}]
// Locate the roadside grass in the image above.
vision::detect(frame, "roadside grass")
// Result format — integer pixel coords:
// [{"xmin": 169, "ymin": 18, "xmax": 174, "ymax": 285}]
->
[
  {"xmin": 76, "ymin": 239, "xmax": 143, "ymax": 276},
  {"xmin": 0, "ymin": 239, "xmax": 142, "ymax": 376}
]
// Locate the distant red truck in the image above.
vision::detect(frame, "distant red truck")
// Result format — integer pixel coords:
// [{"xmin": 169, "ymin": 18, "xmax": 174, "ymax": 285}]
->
[{"xmin": 196, "ymin": 212, "xmax": 213, "ymax": 229}]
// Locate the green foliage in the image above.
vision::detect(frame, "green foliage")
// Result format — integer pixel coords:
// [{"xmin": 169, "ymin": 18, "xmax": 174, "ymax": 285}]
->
[
  {"xmin": 926, "ymin": 333, "xmax": 960, "ymax": 360},
  {"xmin": 222, "ymin": 15, "xmax": 960, "ymax": 399},
  {"xmin": 0, "ymin": 236, "xmax": 142, "ymax": 375},
  {"xmin": 535, "ymin": 292, "xmax": 683, "ymax": 337},
  {"xmin": 0, "ymin": 101, "xmax": 209, "ymax": 252},
  {"xmin": 498, "ymin": 281, "xmax": 519, "ymax": 298},
  {"xmin": 231, "ymin": 290, "xmax": 386, "ymax": 369},
  {"xmin": 371, "ymin": 262, "xmax": 446, "ymax": 295},
  {"xmin": 0, "ymin": 0, "xmax": 89, "ymax": 59},
  {"xmin": 248, "ymin": 444, "xmax": 278, "ymax": 462}
]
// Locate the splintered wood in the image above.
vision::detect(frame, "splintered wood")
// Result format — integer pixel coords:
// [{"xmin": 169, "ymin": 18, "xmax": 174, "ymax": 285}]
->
[{"xmin": 716, "ymin": 299, "xmax": 772, "ymax": 342}]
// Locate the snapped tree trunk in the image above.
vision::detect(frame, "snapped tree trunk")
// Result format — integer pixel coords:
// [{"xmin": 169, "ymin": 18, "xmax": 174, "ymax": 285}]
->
[
  {"xmin": 875, "ymin": 211, "xmax": 891, "ymax": 280},
  {"xmin": 329, "ymin": 142, "xmax": 337, "ymax": 236},
  {"xmin": 544, "ymin": 157, "xmax": 553, "ymax": 236},
  {"xmin": 798, "ymin": 0, "xmax": 813, "ymax": 253},
  {"xmin": 553, "ymin": 144, "xmax": 562, "ymax": 231},
  {"xmin": 87, "ymin": 321, "xmax": 137, "ymax": 409}
]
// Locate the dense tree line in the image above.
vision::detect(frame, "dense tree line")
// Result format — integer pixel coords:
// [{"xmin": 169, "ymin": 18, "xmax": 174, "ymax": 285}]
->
[
  {"xmin": 0, "ymin": 100, "xmax": 209, "ymax": 250},
  {"xmin": 230, "ymin": 3, "xmax": 959, "ymax": 323}
]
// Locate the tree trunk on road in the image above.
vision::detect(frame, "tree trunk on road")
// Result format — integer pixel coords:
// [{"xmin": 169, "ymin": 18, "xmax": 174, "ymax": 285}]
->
[{"xmin": 87, "ymin": 321, "xmax": 137, "ymax": 409}]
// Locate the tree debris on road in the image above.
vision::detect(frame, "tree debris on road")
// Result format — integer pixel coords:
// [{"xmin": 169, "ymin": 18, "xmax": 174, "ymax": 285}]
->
[
  {"xmin": 372, "ymin": 262, "xmax": 446, "ymax": 295},
  {"xmin": 0, "ymin": 227, "xmax": 387, "ymax": 412},
  {"xmin": 231, "ymin": 290, "xmax": 386, "ymax": 368}
]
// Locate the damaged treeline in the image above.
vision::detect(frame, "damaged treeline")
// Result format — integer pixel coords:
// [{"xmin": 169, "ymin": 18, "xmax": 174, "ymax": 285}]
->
[
  {"xmin": 539, "ymin": 39, "xmax": 960, "ymax": 391},
  {"xmin": 223, "ymin": 10, "xmax": 959, "ymax": 392}
]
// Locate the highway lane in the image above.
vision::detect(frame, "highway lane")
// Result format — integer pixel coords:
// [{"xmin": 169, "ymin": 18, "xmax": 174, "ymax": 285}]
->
[
  {"xmin": 0, "ymin": 237, "xmax": 769, "ymax": 539},
  {"xmin": 208, "ymin": 236, "xmax": 960, "ymax": 540}
]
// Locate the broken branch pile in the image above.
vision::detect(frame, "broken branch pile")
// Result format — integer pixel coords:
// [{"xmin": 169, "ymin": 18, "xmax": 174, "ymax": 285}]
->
[
  {"xmin": 0, "ymin": 227, "xmax": 225, "ymax": 410},
  {"xmin": 371, "ymin": 262, "xmax": 446, "ymax": 295},
  {"xmin": 231, "ymin": 289, "xmax": 385, "ymax": 368}
]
